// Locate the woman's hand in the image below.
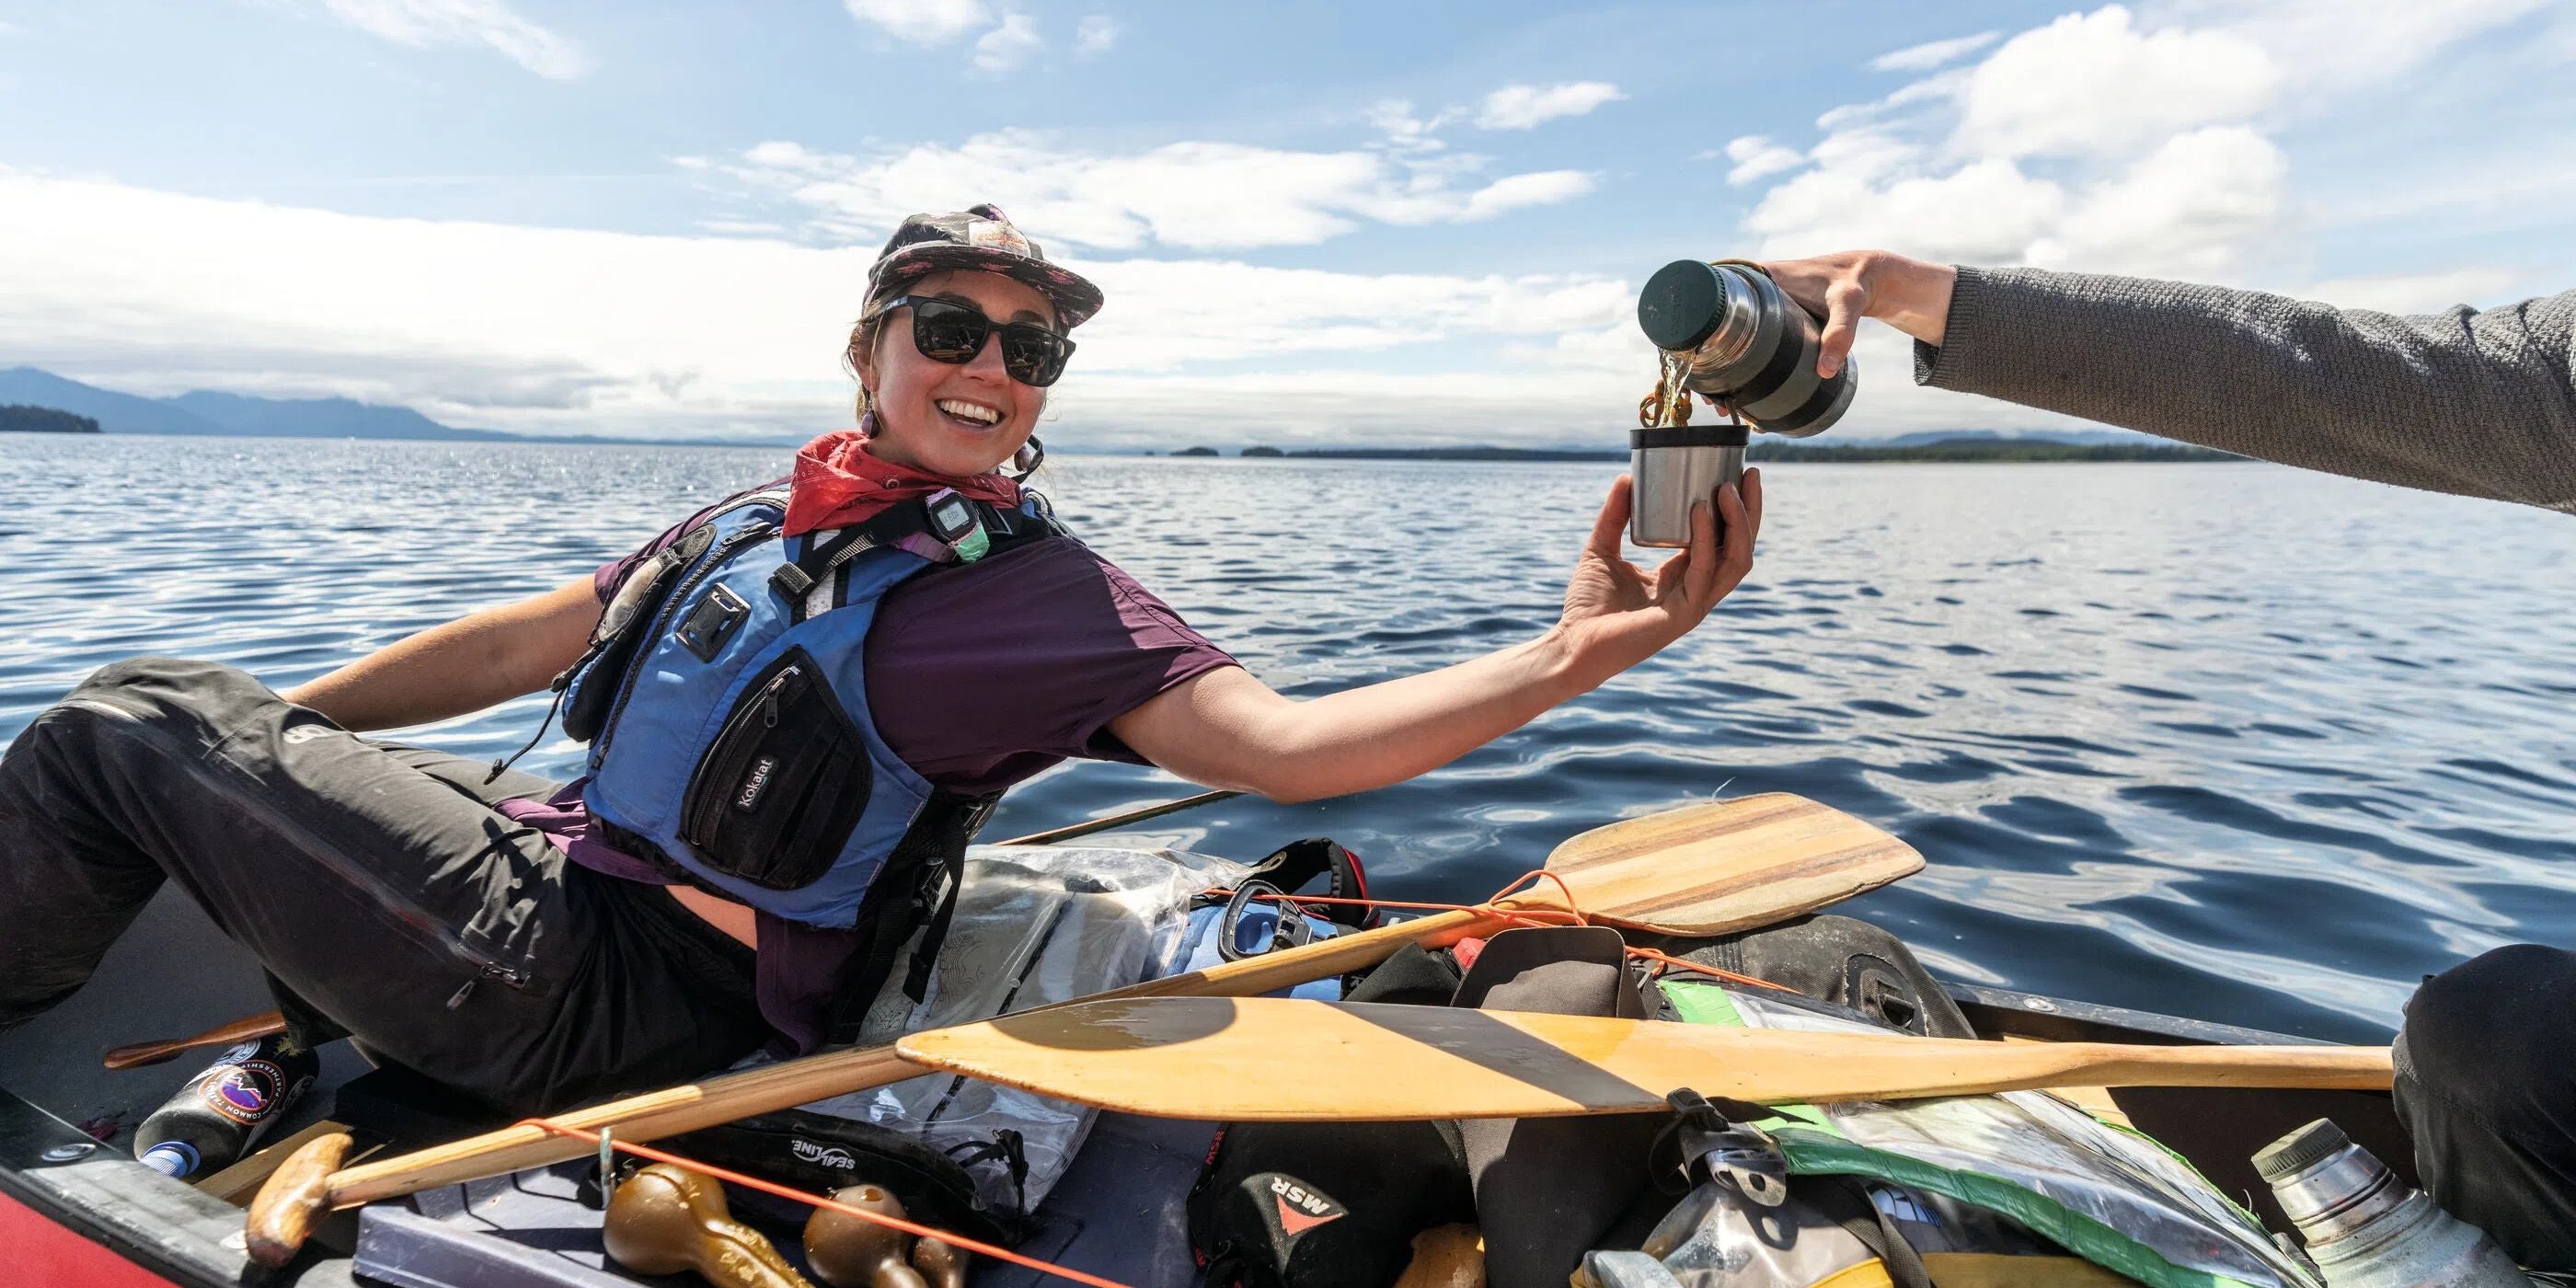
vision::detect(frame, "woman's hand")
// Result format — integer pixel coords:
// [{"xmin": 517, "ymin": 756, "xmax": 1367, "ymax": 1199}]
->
[
  {"xmin": 1553, "ymin": 470, "xmax": 1763, "ymax": 682},
  {"xmin": 1758, "ymin": 250, "xmax": 1958, "ymax": 378}
]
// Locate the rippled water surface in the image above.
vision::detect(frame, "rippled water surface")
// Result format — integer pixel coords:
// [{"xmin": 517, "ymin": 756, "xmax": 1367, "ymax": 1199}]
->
[{"xmin": 5, "ymin": 435, "xmax": 2572, "ymax": 1041}]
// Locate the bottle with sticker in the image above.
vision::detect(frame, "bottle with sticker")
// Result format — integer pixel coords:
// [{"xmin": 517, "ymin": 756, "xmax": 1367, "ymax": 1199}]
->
[{"xmin": 132, "ymin": 1033, "xmax": 318, "ymax": 1180}]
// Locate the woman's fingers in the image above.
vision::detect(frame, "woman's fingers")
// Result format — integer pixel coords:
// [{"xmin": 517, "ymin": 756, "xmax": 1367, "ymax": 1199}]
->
[
  {"xmin": 1587, "ymin": 474, "xmax": 1636, "ymax": 558},
  {"xmin": 1818, "ymin": 278, "xmax": 1866, "ymax": 378}
]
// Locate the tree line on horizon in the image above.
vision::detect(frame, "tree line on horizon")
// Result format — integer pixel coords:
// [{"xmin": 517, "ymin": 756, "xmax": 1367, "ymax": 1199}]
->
[{"xmin": 0, "ymin": 405, "xmax": 102, "ymax": 434}]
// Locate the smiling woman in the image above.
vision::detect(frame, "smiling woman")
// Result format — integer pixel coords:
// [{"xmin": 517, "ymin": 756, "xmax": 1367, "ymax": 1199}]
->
[{"xmin": 0, "ymin": 201, "xmax": 1760, "ymax": 1128}]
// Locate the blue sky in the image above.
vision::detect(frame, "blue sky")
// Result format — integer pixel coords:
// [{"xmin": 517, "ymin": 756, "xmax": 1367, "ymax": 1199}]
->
[{"xmin": 3, "ymin": 0, "xmax": 2571, "ymax": 445}]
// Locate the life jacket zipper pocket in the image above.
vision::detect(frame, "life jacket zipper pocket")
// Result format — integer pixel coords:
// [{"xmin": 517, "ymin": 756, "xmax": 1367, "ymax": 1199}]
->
[
  {"xmin": 592, "ymin": 508, "xmax": 781, "ymax": 762},
  {"xmin": 678, "ymin": 647, "xmax": 870, "ymax": 891}
]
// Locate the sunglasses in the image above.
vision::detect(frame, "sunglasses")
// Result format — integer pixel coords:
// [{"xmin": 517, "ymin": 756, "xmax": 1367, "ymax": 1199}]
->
[{"xmin": 867, "ymin": 295, "xmax": 1075, "ymax": 388}]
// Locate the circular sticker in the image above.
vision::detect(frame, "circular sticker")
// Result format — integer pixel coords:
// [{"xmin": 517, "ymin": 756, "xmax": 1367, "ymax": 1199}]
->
[{"xmin": 200, "ymin": 1058, "xmax": 287, "ymax": 1125}]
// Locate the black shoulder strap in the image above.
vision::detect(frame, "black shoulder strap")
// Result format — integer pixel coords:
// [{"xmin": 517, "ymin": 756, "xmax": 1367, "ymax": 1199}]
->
[{"xmin": 1807, "ymin": 1177, "xmax": 1937, "ymax": 1288}]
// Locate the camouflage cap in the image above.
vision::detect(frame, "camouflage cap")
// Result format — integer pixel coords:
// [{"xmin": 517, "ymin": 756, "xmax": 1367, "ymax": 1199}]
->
[{"xmin": 865, "ymin": 203, "xmax": 1104, "ymax": 330}]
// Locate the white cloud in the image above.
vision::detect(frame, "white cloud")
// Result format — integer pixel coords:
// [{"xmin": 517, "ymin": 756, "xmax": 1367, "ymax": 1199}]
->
[
  {"xmin": 1074, "ymin": 14, "xmax": 1117, "ymax": 57},
  {"xmin": 971, "ymin": 12, "xmax": 1040, "ymax": 73},
  {"xmin": 715, "ymin": 127, "xmax": 1595, "ymax": 252},
  {"xmin": 1720, "ymin": 135, "xmax": 1805, "ymax": 186},
  {"xmin": 0, "ymin": 171, "xmax": 1649, "ymax": 445},
  {"xmin": 1869, "ymin": 31, "xmax": 1999, "ymax": 72},
  {"xmin": 1461, "ymin": 170, "xmax": 1595, "ymax": 219},
  {"xmin": 317, "ymin": 0, "xmax": 589, "ymax": 79},
  {"xmin": 2298, "ymin": 268, "xmax": 2519, "ymax": 315},
  {"xmin": 1473, "ymin": 81, "xmax": 1625, "ymax": 130},
  {"xmin": 843, "ymin": 0, "xmax": 991, "ymax": 44},
  {"xmin": 1953, "ymin": 7, "xmax": 2273, "ymax": 160},
  {"xmin": 1727, "ymin": 0, "xmax": 2542, "ymax": 286}
]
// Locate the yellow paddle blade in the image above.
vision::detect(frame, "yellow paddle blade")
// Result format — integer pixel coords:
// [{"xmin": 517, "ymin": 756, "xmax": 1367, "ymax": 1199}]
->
[
  {"xmin": 1534, "ymin": 793, "xmax": 1921, "ymax": 936},
  {"xmin": 896, "ymin": 998, "xmax": 2393, "ymax": 1121}
]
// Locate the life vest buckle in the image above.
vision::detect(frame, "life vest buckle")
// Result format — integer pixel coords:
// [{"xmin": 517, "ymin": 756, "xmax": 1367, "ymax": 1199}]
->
[{"xmin": 1665, "ymin": 1088, "xmax": 1788, "ymax": 1207}]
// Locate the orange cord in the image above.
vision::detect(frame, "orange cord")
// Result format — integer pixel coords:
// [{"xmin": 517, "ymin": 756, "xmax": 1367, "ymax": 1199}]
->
[{"xmin": 520, "ymin": 1120, "xmax": 1137, "ymax": 1288}]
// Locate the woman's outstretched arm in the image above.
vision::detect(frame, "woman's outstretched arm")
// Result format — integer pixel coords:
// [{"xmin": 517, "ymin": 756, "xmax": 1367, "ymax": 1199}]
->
[
  {"xmin": 1109, "ymin": 472, "xmax": 1762, "ymax": 804},
  {"xmin": 280, "ymin": 577, "xmax": 599, "ymax": 731}
]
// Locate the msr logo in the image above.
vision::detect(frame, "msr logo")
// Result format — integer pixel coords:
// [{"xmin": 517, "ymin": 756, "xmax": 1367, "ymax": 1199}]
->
[
  {"xmin": 1265, "ymin": 1174, "xmax": 1344, "ymax": 1237},
  {"xmin": 735, "ymin": 756, "xmax": 776, "ymax": 811}
]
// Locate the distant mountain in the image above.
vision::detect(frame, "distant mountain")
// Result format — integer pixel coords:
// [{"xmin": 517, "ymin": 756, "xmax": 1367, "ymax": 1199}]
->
[
  {"xmin": 1876, "ymin": 428, "xmax": 2145, "ymax": 447},
  {"xmin": 0, "ymin": 366, "xmax": 509, "ymax": 440},
  {"xmin": 166, "ymin": 389, "xmax": 514, "ymax": 441},
  {"xmin": 0, "ymin": 367, "xmax": 232, "ymax": 435}
]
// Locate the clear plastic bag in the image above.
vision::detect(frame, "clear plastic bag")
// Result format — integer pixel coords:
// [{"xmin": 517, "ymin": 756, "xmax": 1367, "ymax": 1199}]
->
[{"xmin": 792, "ymin": 844, "xmax": 1248, "ymax": 1215}]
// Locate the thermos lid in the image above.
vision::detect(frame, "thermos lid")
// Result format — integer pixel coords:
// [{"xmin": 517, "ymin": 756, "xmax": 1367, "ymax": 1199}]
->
[
  {"xmin": 1638, "ymin": 259, "xmax": 1726, "ymax": 352},
  {"xmin": 2253, "ymin": 1118, "xmax": 2352, "ymax": 1182}
]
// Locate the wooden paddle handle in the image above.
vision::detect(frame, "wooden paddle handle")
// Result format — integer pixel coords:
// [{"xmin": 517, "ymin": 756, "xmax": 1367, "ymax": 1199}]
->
[
  {"xmin": 245, "ymin": 1131, "xmax": 352, "ymax": 1268},
  {"xmin": 104, "ymin": 1009, "xmax": 287, "ymax": 1071},
  {"xmin": 2051, "ymin": 1041, "xmax": 2394, "ymax": 1092},
  {"xmin": 1108, "ymin": 907, "xmax": 1498, "ymax": 999}
]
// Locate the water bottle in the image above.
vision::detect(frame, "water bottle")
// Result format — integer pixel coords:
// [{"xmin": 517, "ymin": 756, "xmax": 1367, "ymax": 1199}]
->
[
  {"xmin": 1629, "ymin": 259, "xmax": 1853, "ymax": 547},
  {"xmin": 2253, "ymin": 1119, "xmax": 2534, "ymax": 1287},
  {"xmin": 132, "ymin": 1034, "xmax": 317, "ymax": 1179}
]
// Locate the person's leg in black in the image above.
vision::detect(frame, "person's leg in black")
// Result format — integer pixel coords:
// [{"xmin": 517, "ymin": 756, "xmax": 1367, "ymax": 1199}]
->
[
  {"xmin": 0, "ymin": 656, "xmax": 765, "ymax": 1111},
  {"xmin": 2394, "ymin": 943, "xmax": 2576, "ymax": 1271}
]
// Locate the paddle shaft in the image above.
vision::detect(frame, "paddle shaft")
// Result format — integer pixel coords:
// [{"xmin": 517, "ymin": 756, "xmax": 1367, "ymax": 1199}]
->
[
  {"xmin": 898, "ymin": 998, "xmax": 2394, "ymax": 1122},
  {"xmin": 103, "ymin": 1009, "xmax": 287, "ymax": 1071},
  {"xmin": 992, "ymin": 788, "xmax": 1243, "ymax": 846}
]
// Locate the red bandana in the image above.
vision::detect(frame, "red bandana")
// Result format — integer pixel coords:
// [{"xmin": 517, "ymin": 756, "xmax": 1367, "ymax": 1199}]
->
[{"xmin": 781, "ymin": 429, "xmax": 1021, "ymax": 537}]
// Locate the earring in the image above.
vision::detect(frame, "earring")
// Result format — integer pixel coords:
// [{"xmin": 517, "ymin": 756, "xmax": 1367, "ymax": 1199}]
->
[
  {"xmin": 1009, "ymin": 436, "xmax": 1044, "ymax": 478},
  {"xmin": 858, "ymin": 409, "xmax": 877, "ymax": 438}
]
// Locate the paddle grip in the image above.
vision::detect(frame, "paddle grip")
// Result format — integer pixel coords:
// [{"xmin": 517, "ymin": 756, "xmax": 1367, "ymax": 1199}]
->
[{"xmin": 245, "ymin": 1131, "xmax": 353, "ymax": 1268}]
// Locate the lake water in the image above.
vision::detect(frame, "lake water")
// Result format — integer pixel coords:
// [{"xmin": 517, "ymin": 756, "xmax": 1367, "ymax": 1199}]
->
[{"xmin": 5, "ymin": 434, "xmax": 2572, "ymax": 1042}]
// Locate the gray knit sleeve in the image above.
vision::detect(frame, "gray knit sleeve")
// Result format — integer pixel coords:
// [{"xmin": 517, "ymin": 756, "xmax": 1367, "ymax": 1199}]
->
[{"xmin": 1913, "ymin": 266, "xmax": 2576, "ymax": 514}]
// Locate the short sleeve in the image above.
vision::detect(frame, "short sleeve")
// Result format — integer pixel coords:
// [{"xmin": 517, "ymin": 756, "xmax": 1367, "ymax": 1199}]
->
[
  {"xmin": 592, "ymin": 480, "xmax": 788, "ymax": 603},
  {"xmin": 864, "ymin": 539, "xmax": 1239, "ymax": 796}
]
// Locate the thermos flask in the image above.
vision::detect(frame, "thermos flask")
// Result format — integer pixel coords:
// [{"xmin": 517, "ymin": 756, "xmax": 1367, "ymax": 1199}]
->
[
  {"xmin": 2253, "ymin": 1119, "xmax": 2534, "ymax": 1286},
  {"xmin": 1629, "ymin": 259, "xmax": 1855, "ymax": 546}
]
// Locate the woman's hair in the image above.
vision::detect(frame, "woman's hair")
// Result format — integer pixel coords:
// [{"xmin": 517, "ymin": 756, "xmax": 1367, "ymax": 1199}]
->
[{"xmin": 842, "ymin": 311, "xmax": 887, "ymax": 424}]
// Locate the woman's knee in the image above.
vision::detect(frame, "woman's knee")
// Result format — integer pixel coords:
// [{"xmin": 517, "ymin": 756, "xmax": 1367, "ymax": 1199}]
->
[
  {"xmin": 64, "ymin": 657, "xmax": 269, "ymax": 735},
  {"xmin": 2398, "ymin": 945, "xmax": 2576, "ymax": 1130}
]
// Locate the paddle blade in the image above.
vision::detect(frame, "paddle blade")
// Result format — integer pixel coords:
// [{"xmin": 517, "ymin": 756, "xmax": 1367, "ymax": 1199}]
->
[
  {"xmin": 1537, "ymin": 794, "xmax": 1921, "ymax": 936},
  {"xmin": 895, "ymin": 998, "xmax": 2393, "ymax": 1121}
]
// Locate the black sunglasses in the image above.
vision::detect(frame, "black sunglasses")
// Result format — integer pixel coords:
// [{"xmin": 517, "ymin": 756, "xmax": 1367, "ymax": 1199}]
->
[{"xmin": 867, "ymin": 295, "xmax": 1075, "ymax": 388}]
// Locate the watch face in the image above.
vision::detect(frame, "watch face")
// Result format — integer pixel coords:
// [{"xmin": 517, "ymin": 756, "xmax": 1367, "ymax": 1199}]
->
[{"xmin": 931, "ymin": 497, "xmax": 971, "ymax": 535}]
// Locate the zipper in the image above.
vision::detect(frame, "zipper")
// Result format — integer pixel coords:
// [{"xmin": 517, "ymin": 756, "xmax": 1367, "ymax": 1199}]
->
[
  {"xmin": 63, "ymin": 697, "xmax": 536, "ymax": 997},
  {"xmin": 592, "ymin": 504, "xmax": 783, "ymax": 761},
  {"xmin": 678, "ymin": 661, "xmax": 804, "ymax": 847}
]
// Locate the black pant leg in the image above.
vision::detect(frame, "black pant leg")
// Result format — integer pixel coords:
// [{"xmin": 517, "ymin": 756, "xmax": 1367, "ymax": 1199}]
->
[
  {"xmin": 2394, "ymin": 943, "xmax": 2576, "ymax": 1271},
  {"xmin": 0, "ymin": 657, "xmax": 763, "ymax": 1111}
]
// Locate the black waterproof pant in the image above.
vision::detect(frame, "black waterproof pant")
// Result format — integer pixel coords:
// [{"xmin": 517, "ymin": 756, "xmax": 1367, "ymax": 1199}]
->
[
  {"xmin": 2396, "ymin": 943, "xmax": 2576, "ymax": 1271},
  {"xmin": 0, "ymin": 658, "xmax": 766, "ymax": 1112}
]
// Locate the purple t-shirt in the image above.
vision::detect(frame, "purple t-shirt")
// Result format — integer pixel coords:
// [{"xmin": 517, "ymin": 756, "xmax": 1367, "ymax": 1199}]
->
[{"xmin": 501, "ymin": 486, "xmax": 1236, "ymax": 1052}]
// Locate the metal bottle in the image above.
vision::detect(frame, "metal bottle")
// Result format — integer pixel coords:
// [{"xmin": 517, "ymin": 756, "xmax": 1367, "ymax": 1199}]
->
[
  {"xmin": 2254, "ymin": 1119, "xmax": 2534, "ymax": 1287},
  {"xmin": 1629, "ymin": 259, "xmax": 1854, "ymax": 547}
]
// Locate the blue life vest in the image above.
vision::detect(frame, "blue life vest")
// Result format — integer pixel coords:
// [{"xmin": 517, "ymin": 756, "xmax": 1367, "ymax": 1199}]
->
[{"xmin": 551, "ymin": 486, "xmax": 1065, "ymax": 946}]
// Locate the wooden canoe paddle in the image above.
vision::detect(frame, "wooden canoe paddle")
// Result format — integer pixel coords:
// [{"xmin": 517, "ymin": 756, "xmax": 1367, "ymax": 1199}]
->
[
  {"xmin": 246, "ymin": 792, "xmax": 1918, "ymax": 1265},
  {"xmin": 897, "ymin": 997, "xmax": 2396, "ymax": 1121},
  {"xmin": 102, "ymin": 1009, "xmax": 287, "ymax": 1071}
]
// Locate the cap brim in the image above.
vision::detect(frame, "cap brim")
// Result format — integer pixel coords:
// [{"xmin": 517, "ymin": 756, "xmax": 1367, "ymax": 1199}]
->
[{"xmin": 872, "ymin": 245, "xmax": 1104, "ymax": 329}]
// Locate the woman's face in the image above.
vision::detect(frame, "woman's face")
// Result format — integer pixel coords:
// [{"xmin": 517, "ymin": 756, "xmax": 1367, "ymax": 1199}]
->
[{"xmin": 857, "ymin": 269, "xmax": 1058, "ymax": 477}]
